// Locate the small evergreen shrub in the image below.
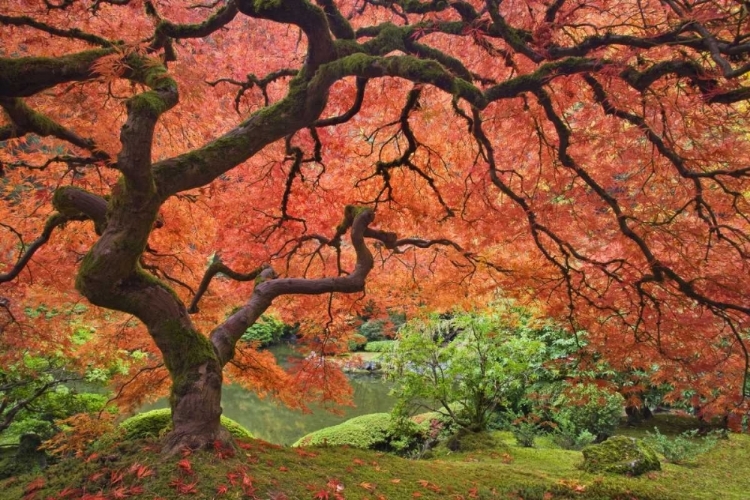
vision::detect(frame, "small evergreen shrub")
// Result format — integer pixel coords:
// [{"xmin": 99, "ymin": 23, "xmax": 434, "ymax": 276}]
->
[
  {"xmin": 645, "ymin": 428, "xmax": 721, "ymax": 464},
  {"xmin": 348, "ymin": 333, "xmax": 368, "ymax": 351},
  {"xmin": 359, "ymin": 319, "xmax": 387, "ymax": 341},
  {"xmin": 363, "ymin": 340, "xmax": 396, "ymax": 352},
  {"xmin": 241, "ymin": 315, "xmax": 294, "ymax": 347},
  {"xmin": 551, "ymin": 418, "xmax": 596, "ymax": 450},
  {"xmin": 553, "ymin": 384, "xmax": 623, "ymax": 440},
  {"xmin": 511, "ymin": 420, "xmax": 539, "ymax": 448}
]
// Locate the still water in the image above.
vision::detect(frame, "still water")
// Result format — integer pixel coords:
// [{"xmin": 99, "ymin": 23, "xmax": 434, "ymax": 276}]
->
[{"xmin": 142, "ymin": 345, "xmax": 395, "ymax": 445}]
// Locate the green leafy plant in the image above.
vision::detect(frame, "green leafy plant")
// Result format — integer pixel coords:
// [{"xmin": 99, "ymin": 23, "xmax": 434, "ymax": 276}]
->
[
  {"xmin": 358, "ymin": 319, "xmax": 388, "ymax": 341},
  {"xmin": 552, "ymin": 384, "xmax": 624, "ymax": 441},
  {"xmin": 383, "ymin": 310, "xmax": 546, "ymax": 431},
  {"xmin": 240, "ymin": 314, "xmax": 295, "ymax": 347},
  {"xmin": 1, "ymin": 355, "xmax": 110, "ymax": 443},
  {"xmin": 551, "ymin": 417, "xmax": 596, "ymax": 450},
  {"xmin": 511, "ymin": 415, "xmax": 541, "ymax": 448},
  {"xmin": 645, "ymin": 428, "xmax": 722, "ymax": 464},
  {"xmin": 363, "ymin": 340, "xmax": 396, "ymax": 352}
]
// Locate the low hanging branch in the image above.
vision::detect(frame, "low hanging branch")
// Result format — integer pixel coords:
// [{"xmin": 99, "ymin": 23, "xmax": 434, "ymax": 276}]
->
[
  {"xmin": 188, "ymin": 257, "xmax": 272, "ymax": 313},
  {"xmin": 209, "ymin": 206, "xmax": 376, "ymax": 365},
  {"xmin": 0, "ymin": 187, "xmax": 107, "ymax": 283}
]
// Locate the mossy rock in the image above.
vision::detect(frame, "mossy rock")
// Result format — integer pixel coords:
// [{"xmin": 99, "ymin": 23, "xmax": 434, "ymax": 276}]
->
[
  {"xmin": 119, "ymin": 409, "xmax": 253, "ymax": 441},
  {"xmin": 582, "ymin": 436, "xmax": 660, "ymax": 476}
]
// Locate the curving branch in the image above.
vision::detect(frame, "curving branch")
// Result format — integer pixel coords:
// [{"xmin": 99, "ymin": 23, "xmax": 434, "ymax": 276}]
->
[
  {"xmin": 0, "ymin": 186, "xmax": 107, "ymax": 283},
  {"xmin": 189, "ymin": 257, "xmax": 271, "ymax": 313},
  {"xmin": 209, "ymin": 207, "xmax": 376, "ymax": 365},
  {"xmin": 206, "ymin": 68, "xmax": 298, "ymax": 111},
  {"xmin": 149, "ymin": 0, "xmax": 239, "ymax": 52},
  {"xmin": 0, "ymin": 215, "xmax": 79, "ymax": 283},
  {"xmin": 0, "ymin": 13, "xmax": 114, "ymax": 47},
  {"xmin": 313, "ymin": 77, "xmax": 367, "ymax": 127},
  {"xmin": 0, "ymin": 98, "xmax": 109, "ymax": 159}
]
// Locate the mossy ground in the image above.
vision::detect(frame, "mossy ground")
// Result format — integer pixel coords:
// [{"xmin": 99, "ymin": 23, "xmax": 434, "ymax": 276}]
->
[{"xmin": 2, "ymin": 414, "xmax": 749, "ymax": 499}]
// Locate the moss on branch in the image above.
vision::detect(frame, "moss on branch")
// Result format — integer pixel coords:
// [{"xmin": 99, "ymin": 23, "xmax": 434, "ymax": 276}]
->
[
  {"xmin": 0, "ymin": 49, "xmax": 113, "ymax": 97},
  {"xmin": 312, "ymin": 54, "xmax": 486, "ymax": 107}
]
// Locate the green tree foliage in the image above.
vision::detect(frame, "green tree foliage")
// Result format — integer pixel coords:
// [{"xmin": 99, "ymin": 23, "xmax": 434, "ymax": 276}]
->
[
  {"xmin": 240, "ymin": 314, "xmax": 296, "ymax": 347},
  {"xmin": 551, "ymin": 384, "xmax": 624, "ymax": 443},
  {"xmin": 645, "ymin": 428, "xmax": 723, "ymax": 464},
  {"xmin": 0, "ymin": 355, "xmax": 108, "ymax": 443},
  {"xmin": 384, "ymin": 310, "xmax": 547, "ymax": 431}
]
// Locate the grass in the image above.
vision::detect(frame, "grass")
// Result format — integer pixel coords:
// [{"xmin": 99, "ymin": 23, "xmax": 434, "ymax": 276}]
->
[{"xmin": 2, "ymin": 414, "xmax": 749, "ymax": 499}]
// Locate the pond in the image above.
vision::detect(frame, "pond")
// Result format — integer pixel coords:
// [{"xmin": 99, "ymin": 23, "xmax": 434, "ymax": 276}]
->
[{"xmin": 141, "ymin": 345, "xmax": 395, "ymax": 445}]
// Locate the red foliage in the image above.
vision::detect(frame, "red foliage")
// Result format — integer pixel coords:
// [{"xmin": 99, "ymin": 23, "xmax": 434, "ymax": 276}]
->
[{"xmin": 2, "ymin": 0, "xmax": 750, "ymax": 431}]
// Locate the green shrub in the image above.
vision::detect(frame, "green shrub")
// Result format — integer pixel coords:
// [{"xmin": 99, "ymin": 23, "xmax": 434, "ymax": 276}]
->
[
  {"xmin": 359, "ymin": 319, "xmax": 387, "ymax": 341},
  {"xmin": 553, "ymin": 384, "xmax": 623, "ymax": 440},
  {"xmin": 120, "ymin": 409, "xmax": 253, "ymax": 440},
  {"xmin": 292, "ymin": 413, "xmax": 424, "ymax": 453},
  {"xmin": 645, "ymin": 428, "xmax": 721, "ymax": 464},
  {"xmin": 348, "ymin": 333, "xmax": 368, "ymax": 351},
  {"xmin": 384, "ymin": 311, "xmax": 547, "ymax": 432},
  {"xmin": 363, "ymin": 340, "xmax": 396, "ymax": 352},
  {"xmin": 511, "ymin": 420, "xmax": 539, "ymax": 448},
  {"xmin": 551, "ymin": 418, "xmax": 596, "ymax": 450},
  {"xmin": 241, "ymin": 315, "xmax": 294, "ymax": 347}
]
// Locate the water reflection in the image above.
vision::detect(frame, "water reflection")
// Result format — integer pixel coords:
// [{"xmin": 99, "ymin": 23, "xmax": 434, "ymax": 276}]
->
[{"xmin": 141, "ymin": 345, "xmax": 394, "ymax": 445}]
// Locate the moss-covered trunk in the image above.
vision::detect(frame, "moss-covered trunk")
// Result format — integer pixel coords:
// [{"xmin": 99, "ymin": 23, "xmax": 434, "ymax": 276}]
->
[{"xmin": 163, "ymin": 330, "xmax": 228, "ymax": 452}]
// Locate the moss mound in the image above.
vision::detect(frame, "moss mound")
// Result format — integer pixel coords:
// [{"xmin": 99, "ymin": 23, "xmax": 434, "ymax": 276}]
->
[
  {"xmin": 292, "ymin": 413, "xmax": 424, "ymax": 452},
  {"xmin": 582, "ymin": 436, "xmax": 660, "ymax": 476},
  {"xmin": 120, "ymin": 409, "xmax": 253, "ymax": 440},
  {"xmin": 292, "ymin": 413, "xmax": 393, "ymax": 449}
]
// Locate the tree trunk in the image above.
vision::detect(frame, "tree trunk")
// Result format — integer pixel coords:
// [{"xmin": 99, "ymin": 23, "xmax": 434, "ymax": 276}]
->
[
  {"xmin": 156, "ymin": 322, "xmax": 231, "ymax": 454},
  {"xmin": 625, "ymin": 403, "xmax": 653, "ymax": 425}
]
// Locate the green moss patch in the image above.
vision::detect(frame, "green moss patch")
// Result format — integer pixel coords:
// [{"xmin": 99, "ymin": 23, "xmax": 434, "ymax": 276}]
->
[{"xmin": 582, "ymin": 436, "xmax": 660, "ymax": 476}]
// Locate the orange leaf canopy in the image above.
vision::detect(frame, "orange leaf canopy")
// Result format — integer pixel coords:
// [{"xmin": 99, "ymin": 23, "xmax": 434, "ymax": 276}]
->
[{"xmin": 1, "ymin": 0, "xmax": 750, "ymax": 422}]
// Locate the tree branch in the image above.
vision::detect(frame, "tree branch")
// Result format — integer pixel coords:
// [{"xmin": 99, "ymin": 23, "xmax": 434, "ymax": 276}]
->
[{"xmin": 209, "ymin": 207, "xmax": 375, "ymax": 365}]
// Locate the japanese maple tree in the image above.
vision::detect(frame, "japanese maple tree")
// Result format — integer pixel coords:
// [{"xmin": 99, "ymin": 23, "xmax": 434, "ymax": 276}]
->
[{"xmin": 3, "ymin": 0, "xmax": 750, "ymax": 452}]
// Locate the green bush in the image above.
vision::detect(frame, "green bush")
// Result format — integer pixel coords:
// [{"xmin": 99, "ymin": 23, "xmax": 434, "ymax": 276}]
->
[
  {"xmin": 363, "ymin": 340, "xmax": 396, "ymax": 352},
  {"xmin": 511, "ymin": 419, "xmax": 539, "ymax": 448},
  {"xmin": 120, "ymin": 409, "xmax": 253, "ymax": 440},
  {"xmin": 551, "ymin": 418, "xmax": 596, "ymax": 450},
  {"xmin": 348, "ymin": 333, "xmax": 368, "ymax": 351},
  {"xmin": 241, "ymin": 315, "xmax": 294, "ymax": 347},
  {"xmin": 645, "ymin": 428, "xmax": 721, "ymax": 464},
  {"xmin": 292, "ymin": 413, "xmax": 424, "ymax": 453},
  {"xmin": 359, "ymin": 319, "xmax": 387, "ymax": 341},
  {"xmin": 384, "ymin": 311, "xmax": 547, "ymax": 431},
  {"xmin": 552, "ymin": 384, "xmax": 623, "ymax": 440}
]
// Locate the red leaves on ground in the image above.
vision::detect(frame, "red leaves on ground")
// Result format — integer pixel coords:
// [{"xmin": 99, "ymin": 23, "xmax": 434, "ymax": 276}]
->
[
  {"xmin": 417, "ymin": 479, "xmax": 441, "ymax": 493},
  {"xmin": 24, "ymin": 477, "xmax": 45, "ymax": 493},
  {"xmin": 213, "ymin": 440, "xmax": 235, "ymax": 459},
  {"xmin": 169, "ymin": 476, "xmax": 199, "ymax": 495},
  {"xmin": 359, "ymin": 481, "xmax": 376, "ymax": 492},
  {"xmin": 294, "ymin": 448, "xmax": 318, "ymax": 459},
  {"xmin": 177, "ymin": 458, "xmax": 194, "ymax": 475},
  {"xmin": 128, "ymin": 462, "xmax": 154, "ymax": 480}
]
